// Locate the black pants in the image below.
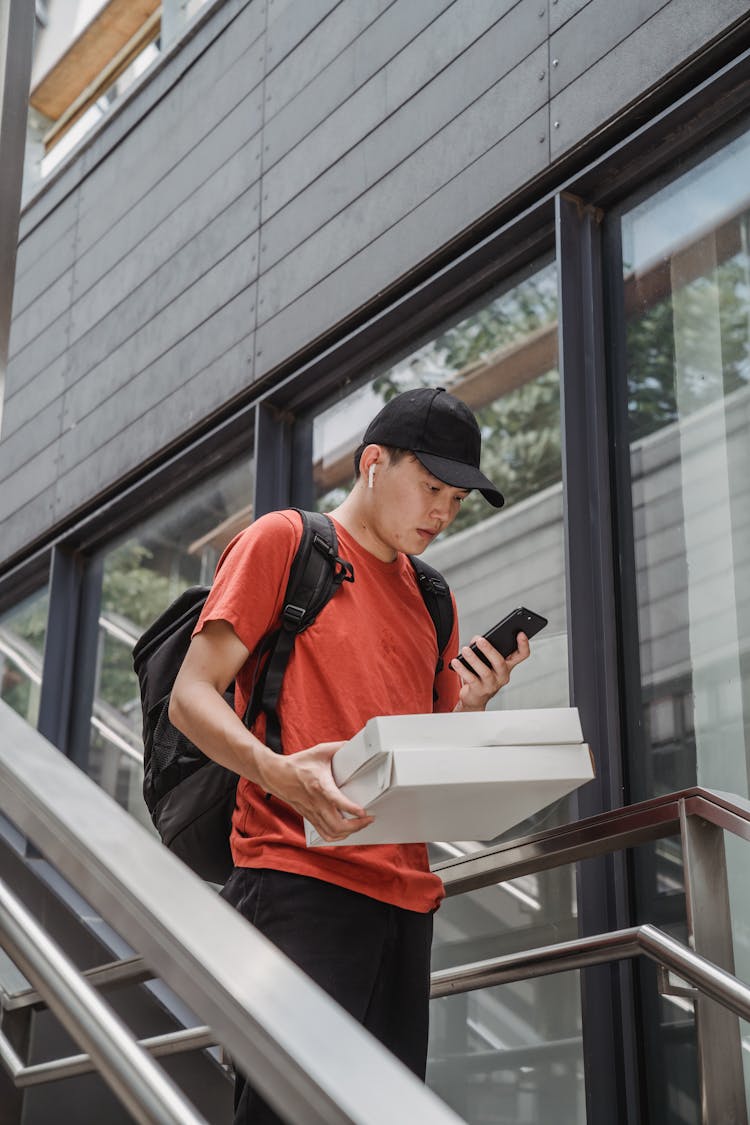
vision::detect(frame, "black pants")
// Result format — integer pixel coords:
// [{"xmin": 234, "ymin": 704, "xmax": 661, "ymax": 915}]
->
[{"xmin": 220, "ymin": 867, "xmax": 434, "ymax": 1125}]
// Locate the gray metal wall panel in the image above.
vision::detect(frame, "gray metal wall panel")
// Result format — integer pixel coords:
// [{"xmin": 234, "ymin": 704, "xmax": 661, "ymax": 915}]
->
[
  {"xmin": 8, "ymin": 268, "xmax": 73, "ymax": 358},
  {"xmin": 61, "ymin": 235, "xmax": 258, "ymax": 435},
  {"xmin": 254, "ymin": 104, "xmax": 549, "ymax": 374},
  {"xmin": 257, "ymin": 40, "xmax": 549, "ymax": 322},
  {"xmin": 263, "ymin": 0, "xmax": 456, "ymax": 168},
  {"xmin": 263, "ymin": 0, "xmax": 394, "ymax": 114},
  {"xmin": 265, "ymin": 0, "xmax": 342, "ymax": 69},
  {"xmin": 261, "ymin": 0, "xmax": 525, "ymax": 227},
  {"xmin": 1, "ymin": 442, "xmax": 62, "ymax": 518},
  {"xmin": 0, "ymin": 493, "xmax": 55, "ymax": 557},
  {"xmin": 550, "ymin": 0, "xmax": 672, "ymax": 97},
  {"xmin": 57, "ymin": 273, "xmax": 257, "ymax": 470},
  {"xmin": 0, "ymin": 398, "xmax": 63, "ymax": 478},
  {"xmin": 260, "ymin": 1, "xmax": 544, "ymax": 274},
  {"xmin": 10, "ymin": 217, "xmax": 77, "ymax": 320},
  {"xmin": 15, "ymin": 201, "xmax": 77, "ymax": 283},
  {"xmin": 1, "ymin": 353, "xmax": 67, "ymax": 434},
  {"xmin": 550, "ymin": 0, "xmax": 593, "ymax": 33},
  {"xmin": 69, "ymin": 177, "xmax": 260, "ymax": 355},
  {"xmin": 4, "ymin": 305, "xmax": 70, "ymax": 387},
  {"xmin": 17, "ymin": 158, "xmax": 81, "ymax": 241},
  {"xmin": 75, "ymin": 50, "xmax": 264, "ymax": 255},
  {"xmin": 50, "ymin": 324, "xmax": 256, "ymax": 516},
  {"xmin": 71, "ymin": 112, "xmax": 262, "ymax": 305},
  {"xmin": 81, "ymin": 0, "xmax": 265, "ymax": 175},
  {"xmin": 550, "ymin": 0, "xmax": 750, "ymax": 157}
]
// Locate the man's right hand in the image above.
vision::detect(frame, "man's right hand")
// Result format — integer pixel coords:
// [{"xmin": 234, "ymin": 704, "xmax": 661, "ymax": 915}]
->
[{"xmin": 258, "ymin": 741, "xmax": 375, "ymax": 843}]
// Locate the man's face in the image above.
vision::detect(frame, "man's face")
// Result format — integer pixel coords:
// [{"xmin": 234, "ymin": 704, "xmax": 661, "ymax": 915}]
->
[{"xmin": 371, "ymin": 453, "xmax": 469, "ymax": 555}]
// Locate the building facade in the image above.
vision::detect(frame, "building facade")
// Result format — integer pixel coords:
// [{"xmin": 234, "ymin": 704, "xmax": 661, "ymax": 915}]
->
[{"xmin": 2, "ymin": 1, "xmax": 750, "ymax": 1121}]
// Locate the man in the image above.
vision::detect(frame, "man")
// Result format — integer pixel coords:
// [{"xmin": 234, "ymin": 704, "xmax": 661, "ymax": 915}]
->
[{"xmin": 170, "ymin": 387, "xmax": 530, "ymax": 1123}]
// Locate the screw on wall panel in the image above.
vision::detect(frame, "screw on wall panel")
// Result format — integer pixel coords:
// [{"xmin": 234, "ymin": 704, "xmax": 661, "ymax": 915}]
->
[
  {"xmin": 554, "ymin": 121, "xmax": 560, "ymax": 128},
  {"xmin": 539, "ymin": 135, "xmax": 546, "ymax": 143},
  {"xmin": 539, "ymin": 71, "xmax": 545, "ymax": 80},
  {"xmin": 552, "ymin": 58, "xmax": 559, "ymax": 67}
]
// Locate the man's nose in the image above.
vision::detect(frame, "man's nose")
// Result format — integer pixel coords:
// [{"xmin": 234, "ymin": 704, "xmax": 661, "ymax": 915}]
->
[{"xmin": 430, "ymin": 495, "xmax": 452, "ymax": 523}]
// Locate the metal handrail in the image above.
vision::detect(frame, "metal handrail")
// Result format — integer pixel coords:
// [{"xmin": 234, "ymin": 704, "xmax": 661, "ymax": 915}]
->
[
  {"xmin": 433, "ymin": 786, "xmax": 750, "ymax": 895},
  {"xmin": 0, "ymin": 877, "xmax": 208, "ymax": 1125},
  {"xmin": 431, "ymin": 923, "xmax": 750, "ymax": 1021},
  {"xmin": 3, "ymin": 953, "xmax": 153, "ymax": 1010},
  {"xmin": 0, "ymin": 699, "xmax": 464, "ymax": 1125},
  {"xmin": 8, "ymin": 1026, "xmax": 217, "ymax": 1089}
]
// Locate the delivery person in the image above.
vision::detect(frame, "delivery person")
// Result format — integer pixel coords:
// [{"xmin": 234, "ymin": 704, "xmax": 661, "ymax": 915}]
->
[{"xmin": 170, "ymin": 387, "xmax": 531, "ymax": 1123}]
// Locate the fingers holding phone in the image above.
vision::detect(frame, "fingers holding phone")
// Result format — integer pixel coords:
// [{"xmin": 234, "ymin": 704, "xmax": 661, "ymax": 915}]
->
[
  {"xmin": 451, "ymin": 634, "xmax": 520, "ymax": 709},
  {"xmin": 450, "ymin": 606, "xmax": 545, "ymax": 711}
]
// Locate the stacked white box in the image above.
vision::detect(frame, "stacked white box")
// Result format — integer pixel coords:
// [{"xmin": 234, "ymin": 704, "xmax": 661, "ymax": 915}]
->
[{"xmin": 304, "ymin": 709, "xmax": 594, "ymax": 846}]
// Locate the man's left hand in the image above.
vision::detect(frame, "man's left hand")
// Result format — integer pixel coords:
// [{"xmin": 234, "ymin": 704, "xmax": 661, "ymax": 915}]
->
[{"xmin": 450, "ymin": 632, "xmax": 531, "ymax": 712}]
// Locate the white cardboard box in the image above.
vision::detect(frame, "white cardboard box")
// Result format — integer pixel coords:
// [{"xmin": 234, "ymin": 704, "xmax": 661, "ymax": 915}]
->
[{"xmin": 304, "ymin": 709, "xmax": 594, "ymax": 847}]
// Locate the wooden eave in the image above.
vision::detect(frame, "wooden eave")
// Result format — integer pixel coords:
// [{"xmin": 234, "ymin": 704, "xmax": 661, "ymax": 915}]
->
[{"xmin": 30, "ymin": 0, "xmax": 161, "ymax": 120}]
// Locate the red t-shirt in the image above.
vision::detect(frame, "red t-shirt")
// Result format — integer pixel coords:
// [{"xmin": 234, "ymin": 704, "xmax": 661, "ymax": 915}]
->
[{"xmin": 195, "ymin": 509, "xmax": 460, "ymax": 912}]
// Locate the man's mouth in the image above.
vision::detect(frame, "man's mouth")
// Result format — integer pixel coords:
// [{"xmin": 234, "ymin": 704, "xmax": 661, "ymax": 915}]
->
[{"xmin": 417, "ymin": 528, "xmax": 437, "ymax": 541}]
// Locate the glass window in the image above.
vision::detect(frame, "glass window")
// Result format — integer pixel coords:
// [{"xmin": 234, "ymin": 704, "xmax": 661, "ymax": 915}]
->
[
  {"xmin": 0, "ymin": 586, "xmax": 49, "ymax": 727},
  {"xmin": 622, "ymin": 126, "xmax": 750, "ymax": 800},
  {"xmin": 89, "ymin": 456, "xmax": 253, "ymax": 825},
  {"xmin": 430, "ymin": 867, "xmax": 583, "ymax": 1125},
  {"xmin": 620, "ymin": 123, "xmax": 750, "ymax": 1120},
  {"xmin": 313, "ymin": 259, "xmax": 582, "ymax": 1121}
]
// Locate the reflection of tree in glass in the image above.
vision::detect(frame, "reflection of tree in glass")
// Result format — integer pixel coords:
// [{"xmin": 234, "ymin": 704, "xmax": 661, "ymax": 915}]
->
[
  {"xmin": 101, "ymin": 542, "xmax": 173, "ymax": 627},
  {"xmin": 0, "ymin": 594, "xmax": 47, "ymax": 719},
  {"xmin": 372, "ymin": 269, "xmax": 561, "ymax": 535},
  {"xmin": 99, "ymin": 542, "xmax": 174, "ymax": 712},
  {"xmin": 626, "ymin": 254, "xmax": 750, "ymax": 442}
]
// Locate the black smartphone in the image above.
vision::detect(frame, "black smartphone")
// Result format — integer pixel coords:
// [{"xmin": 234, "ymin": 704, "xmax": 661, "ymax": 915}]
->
[{"xmin": 456, "ymin": 606, "xmax": 548, "ymax": 672}]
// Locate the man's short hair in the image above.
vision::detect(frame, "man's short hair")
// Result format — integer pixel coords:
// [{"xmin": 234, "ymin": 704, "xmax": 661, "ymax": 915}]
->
[{"xmin": 352, "ymin": 444, "xmax": 409, "ymax": 479}]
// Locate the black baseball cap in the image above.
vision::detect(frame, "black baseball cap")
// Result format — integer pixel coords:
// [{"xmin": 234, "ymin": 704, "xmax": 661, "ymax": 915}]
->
[{"xmin": 362, "ymin": 387, "xmax": 504, "ymax": 508}]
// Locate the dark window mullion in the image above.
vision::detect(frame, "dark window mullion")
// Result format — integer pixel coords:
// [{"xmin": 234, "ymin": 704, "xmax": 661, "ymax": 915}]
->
[
  {"xmin": 253, "ymin": 400, "xmax": 294, "ymax": 518},
  {"xmin": 556, "ymin": 190, "xmax": 640, "ymax": 1125},
  {"xmin": 37, "ymin": 545, "xmax": 103, "ymax": 773}
]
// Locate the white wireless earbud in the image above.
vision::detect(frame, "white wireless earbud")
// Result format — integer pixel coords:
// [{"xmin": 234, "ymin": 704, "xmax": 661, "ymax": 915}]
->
[{"xmin": 367, "ymin": 464, "xmax": 375, "ymax": 489}]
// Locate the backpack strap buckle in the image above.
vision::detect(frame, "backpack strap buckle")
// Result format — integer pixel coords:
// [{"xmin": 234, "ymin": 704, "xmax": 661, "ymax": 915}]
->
[
  {"xmin": 282, "ymin": 603, "xmax": 307, "ymax": 627},
  {"xmin": 416, "ymin": 570, "xmax": 448, "ymax": 596},
  {"xmin": 312, "ymin": 532, "xmax": 355, "ymax": 585},
  {"xmin": 335, "ymin": 558, "xmax": 355, "ymax": 584}
]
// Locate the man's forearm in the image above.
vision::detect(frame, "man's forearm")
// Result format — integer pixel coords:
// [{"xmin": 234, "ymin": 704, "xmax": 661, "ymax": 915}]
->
[{"xmin": 169, "ymin": 681, "xmax": 273, "ymax": 786}]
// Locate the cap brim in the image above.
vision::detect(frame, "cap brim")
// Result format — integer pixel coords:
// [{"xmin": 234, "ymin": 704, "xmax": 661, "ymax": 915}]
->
[{"xmin": 414, "ymin": 451, "xmax": 505, "ymax": 508}]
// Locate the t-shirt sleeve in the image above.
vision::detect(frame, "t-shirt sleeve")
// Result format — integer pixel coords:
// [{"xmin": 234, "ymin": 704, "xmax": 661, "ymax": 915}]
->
[
  {"xmin": 194, "ymin": 510, "xmax": 302, "ymax": 654},
  {"xmin": 434, "ymin": 591, "xmax": 461, "ymax": 713}
]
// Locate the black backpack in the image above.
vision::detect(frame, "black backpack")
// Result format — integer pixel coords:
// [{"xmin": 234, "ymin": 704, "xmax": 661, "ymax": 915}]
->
[{"xmin": 132, "ymin": 509, "xmax": 453, "ymax": 883}]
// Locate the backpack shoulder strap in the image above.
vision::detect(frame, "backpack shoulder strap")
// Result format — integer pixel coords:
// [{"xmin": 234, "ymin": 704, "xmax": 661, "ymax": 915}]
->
[
  {"xmin": 249, "ymin": 510, "xmax": 354, "ymax": 752},
  {"xmin": 409, "ymin": 555, "xmax": 454, "ymax": 681}
]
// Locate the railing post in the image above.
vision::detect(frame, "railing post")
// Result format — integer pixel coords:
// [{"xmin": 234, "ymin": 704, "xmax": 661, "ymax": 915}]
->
[{"xmin": 679, "ymin": 801, "xmax": 747, "ymax": 1124}]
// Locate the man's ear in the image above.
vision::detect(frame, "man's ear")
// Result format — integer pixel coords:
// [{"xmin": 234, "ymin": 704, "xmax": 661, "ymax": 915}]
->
[{"xmin": 359, "ymin": 444, "xmax": 382, "ymax": 478}]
